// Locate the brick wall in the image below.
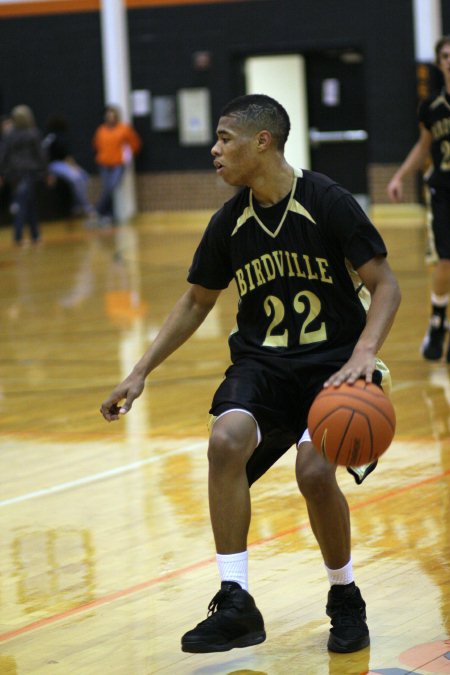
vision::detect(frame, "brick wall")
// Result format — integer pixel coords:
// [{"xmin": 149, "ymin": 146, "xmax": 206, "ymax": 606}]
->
[
  {"xmin": 135, "ymin": 171, "xmax": 236, "ymax": 211},
  {"xmin": 88, "ymin": 166, "xmax": 426, "ymax": 214},
  {"xmin": 369, "ymin": 163, "xmax": 423, "ymax": 204}
]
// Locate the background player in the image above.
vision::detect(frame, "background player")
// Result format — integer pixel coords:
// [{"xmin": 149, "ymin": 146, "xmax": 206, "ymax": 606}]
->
[
  {"xmin": 101, "ymin": 94, "xmax": 400, "ymax": 654},
  {"xmin": 387, "ymin": 35, "xmax": 450, "ymax": 361}
]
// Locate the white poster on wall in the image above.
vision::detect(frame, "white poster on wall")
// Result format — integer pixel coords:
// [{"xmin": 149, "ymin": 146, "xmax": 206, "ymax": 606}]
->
[
  {"xmin": 152, "ymin": 96, "xmax": 177, "ymax": 131},
  {"xmin": 177, "ymin": 88, "xmax": 212, "ymax": 146},
  {"xmin": 131, "ymin": 89, "xmax": 151, "ymax": 116}
]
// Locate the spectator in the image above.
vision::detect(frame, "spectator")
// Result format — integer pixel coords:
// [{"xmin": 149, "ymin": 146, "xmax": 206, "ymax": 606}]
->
[
  {"xmin": 0, "ymin": 115, "xmax": 14, "ymax": 217},
  {"xmin": 42, "ymin": 115, "xmax": 96, "ymax": 222},
  {"xmin": 92, "ymin": 105, "xmax": 141, "ymax": 226},
  {"xmin": 0, "ymin": 114, "xmax": 13, "ymax": 145},
  {"xmin": 0, "ymin": 105, "xmax": 47, "ymax": 245}
]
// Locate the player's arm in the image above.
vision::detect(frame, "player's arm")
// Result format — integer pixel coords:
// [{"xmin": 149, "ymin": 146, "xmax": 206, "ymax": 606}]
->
[
  {"xmin": 100, "ymin": 284, "xmax": 221, "ymax": 421},
  {"xmin": 387, "ymin": 124, "xmax": 432, "ymax": 202},
  {"xmin": 324, "ymin": 256, "xmax": 401, "ymax": 387}
]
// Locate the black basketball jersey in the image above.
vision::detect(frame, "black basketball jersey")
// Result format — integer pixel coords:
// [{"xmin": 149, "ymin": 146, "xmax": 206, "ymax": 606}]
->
[
  {"xmin": 188, "ymin": 169, "xmax": 387, "ymax": 366},
  {"xmin": 418, "ymin": 90, "xmax": 450, "ymax": 189}
]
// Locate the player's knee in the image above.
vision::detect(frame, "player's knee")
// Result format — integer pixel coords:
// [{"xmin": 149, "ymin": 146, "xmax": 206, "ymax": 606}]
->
[
  {"xmin": 296, "ymin": 449, "xmax": 336, "ymax": 501},
  {"xmin": 208, "ymin": 426, "xmax": 251, "ymax": 472}
]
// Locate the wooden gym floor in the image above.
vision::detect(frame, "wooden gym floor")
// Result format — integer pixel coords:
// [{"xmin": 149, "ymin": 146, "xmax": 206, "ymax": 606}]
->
[{"xmin": 0, "ymin": 208, "xmax": 448, "ymax": 675}]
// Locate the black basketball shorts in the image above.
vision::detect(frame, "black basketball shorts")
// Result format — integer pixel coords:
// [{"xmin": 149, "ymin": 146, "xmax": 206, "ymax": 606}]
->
[
  {"xmin": 209, "ymin": 357, "xmax": 390, "ymax": 486},
  {"xmin": 429, "ymin": 186, "xmax": 450, "ymax": 260}
]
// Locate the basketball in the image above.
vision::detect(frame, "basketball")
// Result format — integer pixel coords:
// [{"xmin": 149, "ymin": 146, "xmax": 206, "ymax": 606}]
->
[{"xmin": 307, "ymin": 380, "xmax": 396, "ymax": 467}]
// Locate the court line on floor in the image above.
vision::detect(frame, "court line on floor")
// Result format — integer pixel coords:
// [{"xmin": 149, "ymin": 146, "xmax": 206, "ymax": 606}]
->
[
  {"xmin": 0, "ymin": 466, "xmax": 448, "ymax": 644},
  {"xmin": 0, "ymin": 440, "xmax": 206, "ymax": 508}
]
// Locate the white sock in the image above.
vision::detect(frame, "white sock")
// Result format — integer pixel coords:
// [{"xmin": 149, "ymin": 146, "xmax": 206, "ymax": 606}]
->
[
  {"xmin": 431, "ymin": 293, "xmax": 449, "ymax": 307},
  {"xmin": 216, "ymin": 551, "xmax": 248, "ymax": 591},
  {"xmin": 325, "ymin": 558, "xmax": 353, "ymax": 586}
]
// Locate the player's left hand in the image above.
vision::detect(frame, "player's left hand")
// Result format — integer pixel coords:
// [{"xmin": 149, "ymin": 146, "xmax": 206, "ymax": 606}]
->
[{"xmin": 322, "ymin": 352, "xmax": 376, "ymax": 388}]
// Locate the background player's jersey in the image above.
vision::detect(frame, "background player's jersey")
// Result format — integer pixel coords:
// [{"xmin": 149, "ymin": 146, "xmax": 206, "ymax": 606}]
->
[
  {"xmin": 419, "ymin": 90, "xmax": 450, "ymax": 189},
  {"xmin": 188, "ymin": 169, "xmax": 387, "ymax": 366}
]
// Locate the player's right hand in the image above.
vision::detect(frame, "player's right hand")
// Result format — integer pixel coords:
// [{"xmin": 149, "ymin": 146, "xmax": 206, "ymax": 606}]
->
[
  {"xmin": 100, "ymin": 374, "xmax": 145, "ymax": 422},
  {"xmin": 387, "ymin": 177, "xmax": 403, "ymax": 203}
]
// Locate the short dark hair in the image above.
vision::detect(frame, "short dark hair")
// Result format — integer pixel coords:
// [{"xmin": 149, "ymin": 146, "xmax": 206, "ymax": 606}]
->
[
  {"xmin": 219, "ymin": 94, "xmax": 291, "ymax": 150},
  {"xmin": 435, "ymin": 35, "xmax": 450, "ymax": 63}
]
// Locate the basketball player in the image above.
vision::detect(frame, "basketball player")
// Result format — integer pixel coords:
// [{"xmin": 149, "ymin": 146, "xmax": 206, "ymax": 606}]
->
[
  {"xmin": 388, "ymin": 35, "xmax": 450, "ymax": 361},
  {"xmin": 101, "ymin": 95, "xmax": 401, "ymax": 654}
]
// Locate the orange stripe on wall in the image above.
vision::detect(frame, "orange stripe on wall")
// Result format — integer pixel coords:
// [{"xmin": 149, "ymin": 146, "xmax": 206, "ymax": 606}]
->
[
  {"xmin": 0, "ymin": 0, "xmax": 249, "ymax": 18},
  {"xmin": 0, "ymin": 1, "xmax": 98, "ymax": 16}
]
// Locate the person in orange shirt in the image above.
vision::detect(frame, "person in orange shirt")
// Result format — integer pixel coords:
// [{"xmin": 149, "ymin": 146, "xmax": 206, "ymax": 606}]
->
[{"xmin": 92, "ymin": 105, "xmax": 141, "ymax": 225}]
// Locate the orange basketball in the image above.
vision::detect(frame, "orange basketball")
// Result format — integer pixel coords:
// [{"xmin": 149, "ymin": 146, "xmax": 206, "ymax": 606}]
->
[{"xmin": 307, "ymin": 380, "xmax": 396, "ymax": 467}]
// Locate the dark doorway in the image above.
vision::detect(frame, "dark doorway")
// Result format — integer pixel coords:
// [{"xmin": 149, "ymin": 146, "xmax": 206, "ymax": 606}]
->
[{"xmin": 306, "ymin": 49, "xmax": 369, "ymax": 203}]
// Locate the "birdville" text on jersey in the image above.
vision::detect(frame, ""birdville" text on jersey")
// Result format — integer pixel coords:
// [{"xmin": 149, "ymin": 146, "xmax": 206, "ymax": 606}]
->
[{"xmin": 235, "ymin": 250, "xmax": 333, "ymax": 297}]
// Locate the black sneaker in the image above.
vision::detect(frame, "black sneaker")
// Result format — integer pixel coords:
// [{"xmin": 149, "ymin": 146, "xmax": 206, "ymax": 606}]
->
[
  {"xmin": 421, "ymin": 315, "xmax": 447, "ymax": 360},
  {"xmin": 326, "ymin": 582, "xmax": 370, "ymax": 653},
  {"xmin": 181, "ymin": 581, "xmax": 266, "ymax": 653}
]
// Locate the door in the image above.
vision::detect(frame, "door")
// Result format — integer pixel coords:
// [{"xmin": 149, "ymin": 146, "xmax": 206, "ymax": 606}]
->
[
  {"xmin": 244, "ymin": 54, "xmax": 310, "ymax": 170},
  {"xmin": 306, "ymin": 50, "xmax": 369, "ymax": 206}
]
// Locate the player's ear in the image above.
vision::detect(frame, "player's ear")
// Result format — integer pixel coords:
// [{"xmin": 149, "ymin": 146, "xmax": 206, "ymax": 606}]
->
[{"xmin": 256, "ymin": 130, "xmax": 272, "ymax": 151}]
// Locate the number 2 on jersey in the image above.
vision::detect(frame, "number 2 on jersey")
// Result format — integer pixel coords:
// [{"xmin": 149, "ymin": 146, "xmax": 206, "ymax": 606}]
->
[
  {"xmin": 440, "ymin": 140, "xmax": 450, "ymax": 171},
  {"xmin": 262, "ymin": 291, "xmax": 327, "ymax": 347}
]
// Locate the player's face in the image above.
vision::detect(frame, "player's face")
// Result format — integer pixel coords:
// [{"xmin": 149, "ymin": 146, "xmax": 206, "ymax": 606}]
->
[
  {"xmin": 438, "ymin": 43, "xmax": 450, "ymax": 77},
  {"xmin": 211, "ymin": 116, "xmax": 260, "ymax": 187}
]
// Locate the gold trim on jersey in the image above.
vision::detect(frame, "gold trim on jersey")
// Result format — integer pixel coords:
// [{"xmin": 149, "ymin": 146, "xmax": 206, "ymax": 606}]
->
[
  {"xmin": 231, "ymin": 168, "xmax": 315, "ymax": 238},
  {"xmin": 375, "ymin": 357, "xmax": 392, "ymax": 396},
  {"xmin": 231, "ymin": 206, "xmax": 254, "ymax": 237},
  {"xmin": 430, "ymin": 92, "xmax": 450, "ymax": 112},
  {"xmin": 290, "ymin": 199, "xmax": 316, "ymax": 224},
  {"xmin": 249, "ymin": 174, "xmax": 298, "ymax": 238},
  {"xmin": 345, "ymin": 259, "xmax": 371, "ymax": 312}
]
